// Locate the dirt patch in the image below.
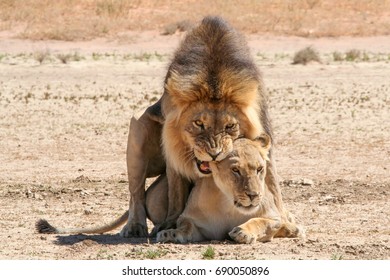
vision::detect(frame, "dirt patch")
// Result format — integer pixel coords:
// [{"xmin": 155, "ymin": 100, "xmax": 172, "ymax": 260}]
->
[
  {"xmin": 0, "ymin": 34, "xmax": 389, "ymax": 259},
  {"xmin": 1, "ymin": 180, "xmax": 388, "ymax": 259}
]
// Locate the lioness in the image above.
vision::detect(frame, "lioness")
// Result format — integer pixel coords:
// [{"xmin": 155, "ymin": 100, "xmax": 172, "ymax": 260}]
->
[
  {"xmin": 121, "ymin": 16, "xmax": 283, "ymax": 237},
  {"xmin": 36, "ymin": 136, "xmax": 301, "ymax": 244},
  {"xmin": 153, "ymin": 136, "xmax": 303, "ymax": 243}
]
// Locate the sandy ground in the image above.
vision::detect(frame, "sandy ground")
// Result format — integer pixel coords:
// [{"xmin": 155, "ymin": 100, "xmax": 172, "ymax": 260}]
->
[{"xmin": 0, "ymin": 34, "xmax": 389, "ymax": 259}]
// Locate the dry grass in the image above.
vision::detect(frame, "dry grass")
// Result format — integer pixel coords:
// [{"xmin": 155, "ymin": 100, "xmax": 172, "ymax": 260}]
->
[
  {"xmin": 34, "ymin": 49, "xmax": 50, "ymax": 64},
  {"xmin": 293, "ymin": 46, "xmax": 321, "ymax": 65},
  {"xmin": 0, "ymin": 0, "xmax": 390, "ymax": 41},
  {"xmin": 332, "ymin": 51, "xmax": 344, "ymax": 61},
  {"xmin": 161, "ymin": 20, "xmax": 193, "ymax": 35},
  {"xmin": 345, "ymin": 49, "xmax": 362, "ymax": 61}
]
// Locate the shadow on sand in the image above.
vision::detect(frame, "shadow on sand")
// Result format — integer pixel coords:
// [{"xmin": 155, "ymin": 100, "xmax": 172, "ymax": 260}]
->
[{"xmin": 54, "ymin": 233, "xmax": 154, "ymax": 246}]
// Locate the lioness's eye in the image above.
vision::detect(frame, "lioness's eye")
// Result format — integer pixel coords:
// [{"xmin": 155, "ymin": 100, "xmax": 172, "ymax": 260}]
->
[
  {"xmin": 194, "ymin": 120, "xmax": 204, "ymax": 127},
  {"xmin": 225, "ymin": 123, "xmax": 236, "ymax": 130},
  {"xmin": 232, "ymin": 167, "xmax": 240, "ymax": 175},
  {"xmin": 257, "ymin": 167, "xmax": 264, "ymax": 174}
]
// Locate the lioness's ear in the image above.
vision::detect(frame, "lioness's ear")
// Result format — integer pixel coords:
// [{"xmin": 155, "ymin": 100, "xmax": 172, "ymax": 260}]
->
[
  {"xmin": 255, "ymin": 133, "xmax": 271, "ymax": 159},
  {"xmin": 255, "ymin": 133, "xmax": 271, "ymax": 149}
]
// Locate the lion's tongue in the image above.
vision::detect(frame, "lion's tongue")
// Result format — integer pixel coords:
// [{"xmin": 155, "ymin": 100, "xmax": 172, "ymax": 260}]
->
[{"xmin": 200, "ymin": 161, "xmax": 210, "ymax": 172}]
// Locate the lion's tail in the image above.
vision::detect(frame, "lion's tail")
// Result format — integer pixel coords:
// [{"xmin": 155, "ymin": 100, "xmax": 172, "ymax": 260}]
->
[{"xmin": 35, "ymin": 211, "xmax": 128, "ymax": 235}]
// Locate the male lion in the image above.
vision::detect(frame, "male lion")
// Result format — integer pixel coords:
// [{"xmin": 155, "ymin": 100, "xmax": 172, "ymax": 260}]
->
[
  {"xmin": 153, "ymin": 136, "xmax": 303, "ymax": 243},
  {"xmin": 120, "ymin": 16, "xmax": 282, "ymax": 237}
]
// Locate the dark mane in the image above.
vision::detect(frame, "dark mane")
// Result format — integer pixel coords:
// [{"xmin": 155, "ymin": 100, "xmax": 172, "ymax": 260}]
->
[
  {"xmin": 164, "ymin": 16, "xmax": 273, "ymax": 142},
  {"xmin": 171, "ymin": 17, "xmax": 257, "ymax": 75}
]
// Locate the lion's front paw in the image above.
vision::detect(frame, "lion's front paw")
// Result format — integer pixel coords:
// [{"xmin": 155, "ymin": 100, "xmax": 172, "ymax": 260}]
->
[
  {"xmin": 120, "ymin": 222, "xmax": 148, "ymax": 238},
  {"xmin": 156, "ymin": 229, "xmax": 187, "ymax": 243},
  {"xmin": 229, "ymin": 227, "xmax": 256, "ymax": 244}
]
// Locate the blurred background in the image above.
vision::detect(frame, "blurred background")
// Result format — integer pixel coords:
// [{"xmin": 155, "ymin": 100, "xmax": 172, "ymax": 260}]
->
[{"xmin": 1, "ymin": 0, "xmax": 390, "ymax": 41}]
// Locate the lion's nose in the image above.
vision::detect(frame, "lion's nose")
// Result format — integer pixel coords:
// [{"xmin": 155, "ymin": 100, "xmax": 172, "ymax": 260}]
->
[{"xmin": 207, "ymin": 151, "xmax": 221, "ymax": 161}]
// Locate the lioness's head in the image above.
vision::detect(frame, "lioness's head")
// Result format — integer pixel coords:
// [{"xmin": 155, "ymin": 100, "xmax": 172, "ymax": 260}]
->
[{"xmin": 210, "ymin": 135, "xmax": 271, "ymax": 214}]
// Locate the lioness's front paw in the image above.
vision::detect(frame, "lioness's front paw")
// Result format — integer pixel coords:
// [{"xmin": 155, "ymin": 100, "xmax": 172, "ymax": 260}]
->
[
  {"xmin": 120, "ymin": 222, "xmax": 148, "ymax": 238},
  {"xmin": 156, "ymin": 229, "xmax": 186, "ymax": 243},
  {"xmin": 229, "ymin": 227, "xmax": 256, "ymax": 244},
  {"xmin": 150, "ymin": 219, "xmax": 177, "ymax": 237}
]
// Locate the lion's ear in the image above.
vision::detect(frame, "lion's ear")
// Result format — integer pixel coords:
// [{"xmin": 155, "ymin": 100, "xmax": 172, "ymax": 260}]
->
[
  {"xmin": 254, "ymin": 133, "xmax": 271, "ymax": 159},
  {"xmin": 165, "ymin": 71, "xmax": 200, "ymax": 107}
]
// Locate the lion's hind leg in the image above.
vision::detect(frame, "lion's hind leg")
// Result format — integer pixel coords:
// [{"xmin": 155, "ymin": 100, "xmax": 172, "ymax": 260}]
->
[
  {"xmin": 121, "ymin": 116, "xmax": 154, "ymax": 238},
  {"xmin": 229, "ymin": 218, "xmax": 281, "ymax": 244},
  {"xmin": 121, "ymin": 101, "xmax": 166, "ymax": 238}
]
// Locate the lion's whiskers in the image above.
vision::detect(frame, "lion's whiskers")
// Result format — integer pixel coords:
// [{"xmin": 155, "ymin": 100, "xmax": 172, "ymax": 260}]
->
[{"xmin": 181, "ymin": 150, "xmax": 195, "ymax": 166}]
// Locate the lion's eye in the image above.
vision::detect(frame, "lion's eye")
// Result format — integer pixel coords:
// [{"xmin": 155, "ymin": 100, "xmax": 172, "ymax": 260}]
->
[
  {"xmin": 225, "ymin": 123, "xmax": 236, "ymax": 130},
  {"xmin": 194, "ymin": 120, "xmax": 204, "ymax": 128},
  {"xmin": 232, "ymin": 167, "xmax": 240, "ymax": 175},
  {"xmin": 257, "ymin": 167, "xmax": 264, "ymax": 174}
]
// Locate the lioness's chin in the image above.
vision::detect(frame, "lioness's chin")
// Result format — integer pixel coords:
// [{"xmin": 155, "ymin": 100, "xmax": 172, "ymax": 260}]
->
[{"xmin": 234, "ymin": 202, "xmax": 260, "ymax": 215}]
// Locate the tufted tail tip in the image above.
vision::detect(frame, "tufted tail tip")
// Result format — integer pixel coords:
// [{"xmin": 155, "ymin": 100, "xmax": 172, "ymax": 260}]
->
[{"xmin": 35, "ymin": 219, "xmax": 58, "ymax": 234}]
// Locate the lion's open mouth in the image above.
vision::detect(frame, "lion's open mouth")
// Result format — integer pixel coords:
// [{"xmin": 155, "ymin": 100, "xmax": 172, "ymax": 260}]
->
[{"xmin": 196, "ymin": 158, "xmax": 211, "ymax": 174}]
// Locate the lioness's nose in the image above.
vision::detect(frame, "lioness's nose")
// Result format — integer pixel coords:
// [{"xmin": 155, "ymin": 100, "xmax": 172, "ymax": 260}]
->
[{"xmin": 245, "ymin": 190, "xmax": 259, "ymax": 201}]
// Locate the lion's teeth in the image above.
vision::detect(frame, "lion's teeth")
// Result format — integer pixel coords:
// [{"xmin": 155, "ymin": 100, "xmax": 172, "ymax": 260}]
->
[{"xmin": 200, "ymin": 161, "xmax": 210, "ymax": 172}]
